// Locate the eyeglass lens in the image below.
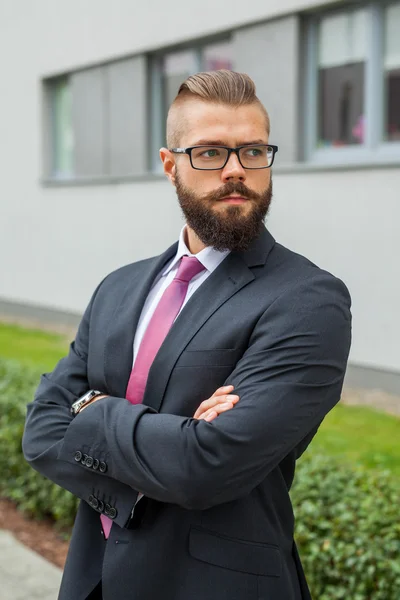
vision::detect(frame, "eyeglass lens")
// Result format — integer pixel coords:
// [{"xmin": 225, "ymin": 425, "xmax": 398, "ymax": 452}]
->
[{"xmin": 190, "ymin": 146, "xmax": 274, "ymax": 169}]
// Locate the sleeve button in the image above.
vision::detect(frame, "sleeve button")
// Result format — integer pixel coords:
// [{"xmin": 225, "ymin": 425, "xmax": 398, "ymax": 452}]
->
[
  {"xmin": 74, "ymin": 451, "xmax": 82, "ymax": 462},
  {"xmin": 108, "ymin": 507, "xmax": 117, "ymax": 519},
  {"xmin": 99, "ymin": 461, "xmax": 107, "ymax": 473},
  {"xmin": 97, "ymin": 500, "xmax": 104, "ymax": 512},
  {"xmin": 81, "ymin": 453, "xmax": 88, "ymax": 464},
  {"xmin": 85, "ymin": 456, "xmax": 94, "ymax": 468},
  {"xmin": 92, "ymin": 459, "xmax": 100, "ymax": 470}
]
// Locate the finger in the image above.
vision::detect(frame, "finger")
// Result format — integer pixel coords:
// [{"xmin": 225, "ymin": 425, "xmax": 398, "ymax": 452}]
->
[
  {"xmin": 204, "ymin": 410, "xmax": 218, "ymax": 422},
  {"xmin": 193, "ymin": 393, "xmax": 238, "ymax": 419},
  {"xmin": 197, "ymin": 402, "xmax": 235, "ymax": 421},
  {"xmin": 204, "ymin": 400, "xmax": 238, "ymax": 421},
  {"xmin": 215, "ymin": 385, "xmax": 234, "ymax": 395},
  {"xmin": 197, "ymin": 407, "xmax": 219, "ymax": 421}
]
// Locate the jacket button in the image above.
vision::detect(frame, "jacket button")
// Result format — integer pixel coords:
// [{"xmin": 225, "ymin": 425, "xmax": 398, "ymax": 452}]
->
[
  {"xmin": 99, "ymin": 461, "xmax": 107, "ymax": 473},
  {"xmin": 74, "ymin": 451, "xmax": 82, "ymax": 462},
  {"xmin": 92, "ymin": 459, "xmax": 99, "ymax": 470},
  {"xmin": 85, "ymin": 456, "xmax": 94, "ymax": 468},
  {"xmin": 108, "ymin": 507, "xmax": 117, "ymax": 519}
]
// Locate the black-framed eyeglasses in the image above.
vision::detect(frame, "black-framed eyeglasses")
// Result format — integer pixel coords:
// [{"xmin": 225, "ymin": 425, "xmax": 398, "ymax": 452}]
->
[{"xmin": 170, "ymin": 144, "xmax": 278, "ymax": 170}]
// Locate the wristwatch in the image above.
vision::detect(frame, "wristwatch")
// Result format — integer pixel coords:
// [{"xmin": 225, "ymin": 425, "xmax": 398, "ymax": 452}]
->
[{"xmin": 71, "ymin": 390, "xmax": 104, "ymax": 415}]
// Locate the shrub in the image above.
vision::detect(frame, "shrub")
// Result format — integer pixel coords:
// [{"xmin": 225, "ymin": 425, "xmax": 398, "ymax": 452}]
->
[
  {"xmin": 1, "ymin": 357, "xmax": 399, "ymax": 598},
  {"xmin": 291, "ymin": 454, "xmax": 400, "ymax": 599},
  {"xmin": 0, "ymin": 359, "xmax": 78, "ymax": 529}
]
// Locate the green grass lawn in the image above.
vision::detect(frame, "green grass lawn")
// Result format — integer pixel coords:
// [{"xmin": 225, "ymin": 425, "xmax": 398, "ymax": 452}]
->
[
  {"xmin": 306, "ymin": 402, "xmax": 400, "ymax": 476},
  {"xmin": 0, "ymin": 322, "xmax": 69, "ymax": 371},
  {"xmin": 0, "ymin": 321, "xmax": 399, "ymax": 475}
]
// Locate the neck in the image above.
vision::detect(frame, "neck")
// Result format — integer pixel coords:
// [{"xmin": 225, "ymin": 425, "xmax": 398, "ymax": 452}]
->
[{"xmin": 184, "ymin": 225, "xmax": 207, "ymax": 254}]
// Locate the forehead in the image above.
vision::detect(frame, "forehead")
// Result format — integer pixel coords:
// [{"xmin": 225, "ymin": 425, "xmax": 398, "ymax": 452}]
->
[{"xmin": 180, "ymin": 100, "xmax": 269, "ymax": 146}]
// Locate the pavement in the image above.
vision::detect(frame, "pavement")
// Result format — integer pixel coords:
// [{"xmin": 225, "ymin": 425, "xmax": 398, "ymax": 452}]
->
[{"xmin": 0, "ymin": 530, "xmax": 62, "ymax": 600}]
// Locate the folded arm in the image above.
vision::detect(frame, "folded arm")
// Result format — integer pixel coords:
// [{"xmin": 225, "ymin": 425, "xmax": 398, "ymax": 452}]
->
[
  {"xmin": 22, "ymin": 282, "xmax": 143, "ymax": 528},
  {"xmin": 42, "ymin": 273, "xmax": 351, "ymax": 511}
]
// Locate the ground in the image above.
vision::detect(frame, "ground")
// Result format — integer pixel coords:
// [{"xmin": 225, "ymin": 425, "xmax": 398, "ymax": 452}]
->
[{"xmin": 0, "ymin": 499, "xmax": 69, "ymax": 569}]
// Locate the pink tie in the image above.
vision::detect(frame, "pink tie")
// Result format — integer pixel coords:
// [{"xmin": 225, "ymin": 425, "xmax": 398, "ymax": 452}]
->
[{"xmin": 101, "ymin": 256, "xmax": 205, "ymax": 538}]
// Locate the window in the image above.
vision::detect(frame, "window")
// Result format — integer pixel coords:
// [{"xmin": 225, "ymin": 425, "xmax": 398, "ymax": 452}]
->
[
  {"xmin": 45, "ymin": 57, "xmax": 147, "ymax": 181},
  {"xmin": 317, "ymin": 9, "xmax": 367, "ymax": 147},
  {"xmin": 163, "ymin": 50, "xmax": 199, "ymax": 112},
  {"xmin": 150, "ymin": 39, "xmax": 233, "ymax": 171},
  {"xmin": 203, "ymin": 40, "xmax": 233, "ymax": 71},
  {"xmin": 51, "ymin": 77, "xmax": 74, "ymax": 178},
  {"xmin": 306, "ymin": 2, "xmax": 400, "ymax": 163},
  {"xmin": 384, "ymin": 3, "xmax": 400, "ymax": 141}
]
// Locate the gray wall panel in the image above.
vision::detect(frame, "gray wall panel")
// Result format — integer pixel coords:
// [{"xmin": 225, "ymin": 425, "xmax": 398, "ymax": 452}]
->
[
  {"xmin": 108, "ymin": 57, "xmax": 147, "ymax": 176},
  {"xmin": 233, "ymin": 17, "xmax": 300, "ymax": 164},
  {"xmin": 71, "ymin": 67, "xmax": 107, "ymax": 176}
]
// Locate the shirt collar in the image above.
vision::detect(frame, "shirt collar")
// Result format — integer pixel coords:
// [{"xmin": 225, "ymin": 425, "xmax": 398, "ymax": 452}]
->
[{"xmin": 162, "ymin": 226, "xmax": 230, "ymax": 276}]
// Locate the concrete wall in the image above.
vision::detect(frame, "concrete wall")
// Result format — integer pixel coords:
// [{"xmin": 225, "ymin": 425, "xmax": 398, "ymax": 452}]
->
[
  {"xmin": 0, "ymin": 0, "xmax": 399, "ymax": 382},
  {"xmin": 1, "ymin": 0, "xmax": 342, "ymax": 76}
]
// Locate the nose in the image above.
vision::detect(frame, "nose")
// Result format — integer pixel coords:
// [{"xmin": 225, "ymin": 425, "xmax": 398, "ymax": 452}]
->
[{"xmin": 221, "ymin": 151, "xmax": 246, "ymax": 183}]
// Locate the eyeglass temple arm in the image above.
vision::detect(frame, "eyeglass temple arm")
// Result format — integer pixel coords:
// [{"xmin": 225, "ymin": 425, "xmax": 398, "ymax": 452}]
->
[{"xmin": 170, "ymin": 148, "xmax": 187, "ymax": 153}]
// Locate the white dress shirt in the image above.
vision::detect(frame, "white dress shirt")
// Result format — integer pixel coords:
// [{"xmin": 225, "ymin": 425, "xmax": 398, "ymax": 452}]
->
[{"xmin": 132, "ymin": 226, "xmax": 230, "ymax": 365}]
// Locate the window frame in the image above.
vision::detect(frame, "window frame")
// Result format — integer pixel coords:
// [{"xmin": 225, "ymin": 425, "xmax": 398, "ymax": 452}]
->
[{"xmin": 304, "ymin": 1, "xmax": 400, "ymax": 166}]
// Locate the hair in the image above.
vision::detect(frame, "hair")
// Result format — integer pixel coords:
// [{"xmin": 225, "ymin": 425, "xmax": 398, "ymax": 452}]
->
[{"xmin": 166, "ymin": 70, "xmax": 270, "ymax": 148}]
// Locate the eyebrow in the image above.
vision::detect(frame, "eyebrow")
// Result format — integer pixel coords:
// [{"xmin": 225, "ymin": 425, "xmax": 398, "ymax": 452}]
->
[{"xmin": 190, "ymin": 139, "xmax": 268, "ymax": 146}]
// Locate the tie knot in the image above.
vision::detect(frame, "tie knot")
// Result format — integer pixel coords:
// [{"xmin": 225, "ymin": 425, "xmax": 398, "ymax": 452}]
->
[{"xmin": 174, "ymin": 256, "xmax": 206, "ymax": 283}]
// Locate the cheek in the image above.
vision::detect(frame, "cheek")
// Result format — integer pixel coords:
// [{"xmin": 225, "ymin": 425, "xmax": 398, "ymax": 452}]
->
[
  {"xmin": 249, "ymin": 171, "xmax": 271, "ymax": 192},
  {"xmin": 180, "ymin": 167, "xmax": 222, "ymax": 194}
]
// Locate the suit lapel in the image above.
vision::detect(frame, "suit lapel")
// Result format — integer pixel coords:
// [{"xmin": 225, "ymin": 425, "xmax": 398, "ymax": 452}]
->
[
  {"xmin": 103, "ymin": 242, "xmax": 177, "ymax": 397},
  {"xmin": 142, "ymin": 227, "xmax": 276, "ymax": 412},
  {"xmin": 104, "ymin": 226, "xmax": 275, "ymax": 408}
]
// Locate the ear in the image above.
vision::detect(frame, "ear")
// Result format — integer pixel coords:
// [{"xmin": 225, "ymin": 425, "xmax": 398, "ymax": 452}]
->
[{"xmin": 159, "ymin": 148, "xmax": 176, "ymax": 185}]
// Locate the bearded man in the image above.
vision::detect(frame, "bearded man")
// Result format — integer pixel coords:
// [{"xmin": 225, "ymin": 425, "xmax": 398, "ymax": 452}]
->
[{"xmin": 23, "ymin": 70, "xmax": 351, "ymax": 600}]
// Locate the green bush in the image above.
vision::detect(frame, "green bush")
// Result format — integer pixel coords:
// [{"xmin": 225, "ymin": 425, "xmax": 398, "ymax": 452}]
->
[
  {"xmin": 0, "ymin": 359, "xmax": 78, "ymax": 529},
  {"xmin": 1, "ymin": 357, "xmax": 399, "ymax": 598},
  {"xmin": 291, "ymin": 454, "xmax": 400, "ymax": 599}
]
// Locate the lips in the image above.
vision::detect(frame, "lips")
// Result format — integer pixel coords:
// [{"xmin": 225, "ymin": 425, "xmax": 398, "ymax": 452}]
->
[{"xmin": 219, "ymin": 196, "xmax": 248, "ymax": 203}]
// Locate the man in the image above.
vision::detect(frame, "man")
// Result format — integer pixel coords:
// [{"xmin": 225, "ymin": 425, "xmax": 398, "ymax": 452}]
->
[{"xmin": 22, "ymin": 70, "xmax": 351, "ymax": 600}]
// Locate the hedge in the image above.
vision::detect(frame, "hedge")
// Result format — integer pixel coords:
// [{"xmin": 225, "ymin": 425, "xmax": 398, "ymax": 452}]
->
[
  {"xmin": 0, "ymin": 359, "xmax": 79, "ymax": 528},
  {"xmin": 0, "ymin": 358, "xmax": 399, "ymax": 598},
  {"xmin": 291, "ymin": 454, "xmax": 400, "ymax": 599}
]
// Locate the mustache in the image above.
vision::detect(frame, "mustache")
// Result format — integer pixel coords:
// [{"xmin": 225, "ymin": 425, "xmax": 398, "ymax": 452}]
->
[{"xmin": 203, "ymin": 181, "xmax": 261, "ymax": 202}]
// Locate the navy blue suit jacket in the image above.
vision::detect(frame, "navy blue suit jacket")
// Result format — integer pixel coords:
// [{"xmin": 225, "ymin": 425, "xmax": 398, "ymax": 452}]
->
[{"xmin": 22, "ymin": 227, "xmax": 351, "ymax": 600}]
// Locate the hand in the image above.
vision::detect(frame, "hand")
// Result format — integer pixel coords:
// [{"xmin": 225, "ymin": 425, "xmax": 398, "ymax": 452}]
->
[{"xmin": 193, "ymin": 385, "xmax": 239, "ymax": 422}]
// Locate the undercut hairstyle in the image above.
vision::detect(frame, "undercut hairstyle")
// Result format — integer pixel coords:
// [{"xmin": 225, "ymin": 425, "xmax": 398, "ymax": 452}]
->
[{"xmin": 166, "ymin": 70, "xmax": 270, "ymax": 148}]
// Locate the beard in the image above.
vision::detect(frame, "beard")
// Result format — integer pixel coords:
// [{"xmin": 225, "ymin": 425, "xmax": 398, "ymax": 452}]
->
[{"xmin": 175, "ymin": 173, "xmax": 273, "ymax": 252}]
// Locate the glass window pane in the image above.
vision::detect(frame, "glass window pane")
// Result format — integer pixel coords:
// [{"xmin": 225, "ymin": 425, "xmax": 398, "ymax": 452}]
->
[
  {"xmin": 203, "ymin": 40, "xmax": 233, "ymax": 71},
  {"xmin": 163, "ymin": 50, "xmax": 198, "ymax": 110},
  {"xmin": 317, "ymin": 9, "xmax": 367, "ymax": 148},
  {"xmin": 52, "ymin": 78, "xmax": 74, "ymax": 177},
  {"xmin": 384, "ymin": 2, "xmax": 400, "ymax": 142}
]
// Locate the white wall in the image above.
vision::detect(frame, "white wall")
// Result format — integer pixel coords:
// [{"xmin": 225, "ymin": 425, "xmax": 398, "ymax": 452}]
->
[
  {"xmin": 269, "ymin": 169, "xmax": 400, "ymax": 374},
  {"xmin": 0, "ymin": 0, "xmax": 399, "ymax": 376},
  {"xmin": 1, "ymin": 0, "xmax": 342, "ymax": 76}
]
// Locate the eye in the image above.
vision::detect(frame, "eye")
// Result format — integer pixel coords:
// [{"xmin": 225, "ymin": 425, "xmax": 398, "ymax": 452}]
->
[
  {"xmin": 245, "ymin": 147, "xmax": 263, "ymax": 157},
  {"xmin": 200, "ymin": 148, "xmax": 221, "ymax": 158}
]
